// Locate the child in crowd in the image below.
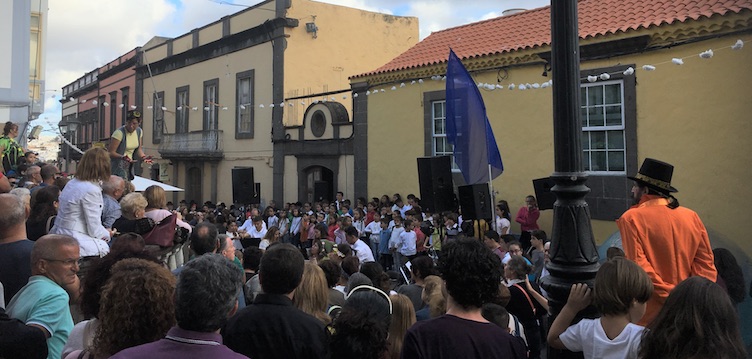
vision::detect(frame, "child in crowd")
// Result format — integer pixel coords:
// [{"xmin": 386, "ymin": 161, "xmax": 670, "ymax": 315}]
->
[
  {"xmin": 388, "ymin": 215, "xmax": 405, "ymax": 270},
  {"xmin": 377, "ymin": 217, "xmax": 393, "ymax": 270},
  {"xmin": 277, "ymin": 209, "xmax": 289, "ymax": 243},
  {"xmin": 352, "ymin": 208, "xmax": 366, "ymax": 243},
  {"xmin": 289, "ymin": 207, "xmax": 302, "ymax": 248},
  {"xmin": 396, "ymin": 219, "xmax": 417, "ymax": 266},
  {"xmin": 364, "ymin": 212, "xmax": 382, "ymax": 262},
  {"xmin": 547, "ymin": 257, "xmax": 653, "ymax": 359},
  {"xmin": 638, "ymin": 276, "xmax": 747, "ymax": 359}
]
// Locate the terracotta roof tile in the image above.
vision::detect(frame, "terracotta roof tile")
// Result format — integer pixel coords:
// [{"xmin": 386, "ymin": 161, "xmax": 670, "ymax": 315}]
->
[{"xmin": 355, "ymin": 0, "xmax": 752, "ymax": 78}]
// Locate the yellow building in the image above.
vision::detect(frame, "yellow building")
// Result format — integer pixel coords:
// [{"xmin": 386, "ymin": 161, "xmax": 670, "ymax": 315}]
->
[
  {"xmin": 351, "ymin": 0, "xmax": 752, "ymax": 263},
  {"xmin": 138, "ymin": 0, "xmax": 417, "ymax": 205}
]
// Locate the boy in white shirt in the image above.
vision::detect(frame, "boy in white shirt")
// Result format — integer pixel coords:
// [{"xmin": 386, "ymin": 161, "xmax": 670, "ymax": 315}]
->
[
  {"xmin": 388, "ymin": 215, "xmax": 405, "ymax": 270},
  {"xmin": 364, "ymin": 212, "xmax": 382, "ymax": 262},
  {"xmin": 547, "ymin": 257, "xmax": 653, "ymax": 359},
  {"xmin": 396, "ymin": 219, "xmax": 417, "ymax": 266}
]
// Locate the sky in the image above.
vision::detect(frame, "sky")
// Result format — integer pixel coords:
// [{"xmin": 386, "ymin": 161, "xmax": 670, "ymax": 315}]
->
[{"xmin": 36, "ymin": 0, "xmax": 550, "ymax": 137}]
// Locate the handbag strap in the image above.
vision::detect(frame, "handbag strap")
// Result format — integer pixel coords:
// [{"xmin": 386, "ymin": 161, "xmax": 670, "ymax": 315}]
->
[
  {"xmin": 45, "ymin": 215, "xmax": 56, "ymax": 234},
  {"xmin": 512, "ymin": 283, "xmax": 536, "ymax": 316}
]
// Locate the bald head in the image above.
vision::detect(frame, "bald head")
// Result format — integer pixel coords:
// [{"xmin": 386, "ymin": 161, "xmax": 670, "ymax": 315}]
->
[
  {"xmin": 102, "ymin": 175, "xmax": 126, "ymax": 199},
  {"xmin": 31, "ymin": 234, "xmax": 79, "ymax": 266}
]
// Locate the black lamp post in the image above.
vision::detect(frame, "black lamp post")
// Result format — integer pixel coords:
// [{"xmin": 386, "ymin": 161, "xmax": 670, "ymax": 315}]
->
[
  {"xmin": 58, "ymin": 118, "xmax": 80, "ymax": 173},
  {"xmin": 540, "ymin": 1, "xmax": 601, "ymax": 358}
]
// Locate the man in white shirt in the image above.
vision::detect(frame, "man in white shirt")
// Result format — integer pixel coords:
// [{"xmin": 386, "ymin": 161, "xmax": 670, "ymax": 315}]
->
[
  {"xmin": 241, "ymin": 216, "xmax": 267, "ymax": 239},
  {"xmin": 345, "ymin": 226, "xmax": 374, "ymax": 264}
]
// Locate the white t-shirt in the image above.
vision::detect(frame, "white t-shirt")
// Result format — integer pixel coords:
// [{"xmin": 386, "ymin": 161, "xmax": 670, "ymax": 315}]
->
[
  {"xmin": 351, "ymin": 239, "xmax": 375, "ymax": 263},
  {"xmin": 559, "ymin": 318, "xmax": 644, "ymax": 359},
  {"xmin": 259, "ymin": 239, "xmax": 270, "ymax": 250},
  {"xmin": 495, "ymin": 216, "xmax": 511, "ymax": 235},
  {"xmin": 365, "ymin": 221, "xmax": 381, "ymax": 242}
]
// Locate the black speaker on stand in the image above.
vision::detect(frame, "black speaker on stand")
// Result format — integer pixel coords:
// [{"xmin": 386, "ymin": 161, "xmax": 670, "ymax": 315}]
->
[
  {"xmin": 458, "ymin": 184, "xmax": 493, "ymax": 221},
  {"xmin": 232, "ymin": 168, "xmax": 255, "ymax": 205},
  {"xmin": 417, "ymin": 156, "xmax": 457, "ymax": 213},
  {"xmin": 532, "ymin": 177, "xmax": 556, "ymax": 210}
]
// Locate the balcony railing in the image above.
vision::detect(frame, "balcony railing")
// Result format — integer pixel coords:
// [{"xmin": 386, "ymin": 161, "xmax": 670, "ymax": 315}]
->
[{"xmin": 158, "ymin": 130, "xmax": 224, "ymax": 160}]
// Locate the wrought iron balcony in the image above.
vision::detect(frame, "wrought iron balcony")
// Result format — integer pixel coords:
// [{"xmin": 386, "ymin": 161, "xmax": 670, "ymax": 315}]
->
[{"xmin": 158, "ymin": 130, "xmax": 224, "ymax": 160}]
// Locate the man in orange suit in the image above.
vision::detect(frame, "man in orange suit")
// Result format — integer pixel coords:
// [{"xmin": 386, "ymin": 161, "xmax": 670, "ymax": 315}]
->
[{"xmin": 617, "ymin": 158, "xmax": 716, "ymax": 326}]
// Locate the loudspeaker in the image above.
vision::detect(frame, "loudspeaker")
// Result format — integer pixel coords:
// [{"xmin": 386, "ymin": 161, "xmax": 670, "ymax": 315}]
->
[
  {"xmin": 532, "ymin": 177, "xmax": 556, "ymax": 210},
  {"xmin": 313, "ymin": 181, "xmax": 330, "ymax": 202},
  {"xmin": 458, "ymin": 184, "xmax": 493, "ymax": 220},
  {"xmin": 417, "ymin": 156, "xmax": 456, "ymax": 213},
  {"xmin": 232, "ymin": 168, "xmax": 255, "ymax": 204}
]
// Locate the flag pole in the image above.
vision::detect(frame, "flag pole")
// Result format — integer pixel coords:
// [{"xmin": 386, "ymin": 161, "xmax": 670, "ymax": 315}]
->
[{"xmin": 488, "ymin": 164, "xmax": 496, "ymax": 233}]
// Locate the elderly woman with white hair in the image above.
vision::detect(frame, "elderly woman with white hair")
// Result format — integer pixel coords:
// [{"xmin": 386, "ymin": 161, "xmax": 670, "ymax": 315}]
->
[{"xmin": 112, "ymin": 192, "xmax": 155, "ymax": 236}]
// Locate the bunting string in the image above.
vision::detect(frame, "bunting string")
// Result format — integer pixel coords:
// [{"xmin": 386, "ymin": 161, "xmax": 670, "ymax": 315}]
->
[{"xmin": 68, "ymin": 38, "xmax": 746, "ymax": 111}]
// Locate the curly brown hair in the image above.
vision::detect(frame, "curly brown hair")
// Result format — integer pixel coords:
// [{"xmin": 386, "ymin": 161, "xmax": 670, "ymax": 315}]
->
[{"xmin": 92, "ymin": 258, "xmax": 176, "ymax": 357}]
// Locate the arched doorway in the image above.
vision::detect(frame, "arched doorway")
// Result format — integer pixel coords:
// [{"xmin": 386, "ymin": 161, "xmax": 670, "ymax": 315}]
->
[
  {"xmin": 186, "ymin": 166, "xmax": 203, "ymax": 203},
  {"xmin": 304, "ymin": 166, "xmax": 334, "ymax": 203}
]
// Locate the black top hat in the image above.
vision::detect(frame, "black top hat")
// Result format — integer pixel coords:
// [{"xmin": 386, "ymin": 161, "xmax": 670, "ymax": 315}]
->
[
  {"xmin": 628, "ymin": 158, "xmax": 678, "ymax": 194},
  {"xmin": 126, "ymin": 110, "xmax": 142, "ymax": 121}
]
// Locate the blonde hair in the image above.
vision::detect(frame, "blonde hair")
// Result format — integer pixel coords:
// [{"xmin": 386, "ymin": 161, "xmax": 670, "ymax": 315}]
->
[
  {"xmin": 144, "ymin": 185, "xmax": 167, "ymax": 209},
  {"xmin": 388, "ymin": 294, "xmax": 416, "ymax": 359},
  {"xmin": 293, "ymin": 262, "xmax": 331, "ymax": 324},
  {"xmin": 77, "ymin": 147, "xmax": 111, "ymax": 183},
  {"xmin": 120, "ymin": 192, "xmax": 148, "ymax": 220},
  {"xmin": 422, "ymin": 275, "xmax": 447, "ymax": 318}
]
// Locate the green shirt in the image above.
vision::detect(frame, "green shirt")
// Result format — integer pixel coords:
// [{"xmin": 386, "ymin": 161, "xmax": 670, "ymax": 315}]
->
[{"xmin": 7, "ymin": 276, "xmax": 73, "ymax": 359}]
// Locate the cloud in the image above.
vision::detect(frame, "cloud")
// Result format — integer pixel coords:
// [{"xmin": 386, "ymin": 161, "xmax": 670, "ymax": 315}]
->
[
  {"xmin": 38, "ymin": 0, "xmax": 550, "ymax": 129},
  {"xmin": 46, "ymin": 0, "xmax": 178, "ymax": 91}
]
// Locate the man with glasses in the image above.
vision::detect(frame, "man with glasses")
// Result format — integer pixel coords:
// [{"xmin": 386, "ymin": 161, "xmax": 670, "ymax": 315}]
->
[{"xmin": 6, "ymin": 234, "xmax": 81, "ymax": 359}]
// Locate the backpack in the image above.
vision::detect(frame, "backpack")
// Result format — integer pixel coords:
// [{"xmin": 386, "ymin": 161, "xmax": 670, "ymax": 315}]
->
[{"xmin": 1, "ymin": 136, "xmax": 23, "ymax": 173}]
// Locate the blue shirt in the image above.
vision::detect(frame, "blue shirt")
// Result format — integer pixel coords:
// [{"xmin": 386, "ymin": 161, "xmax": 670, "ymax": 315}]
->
[
  {"xmin": 7, "ymin": 276, "xmax": 72, "ymax": 359},
  {"xmin": 379, "ymin": 229, "xmax": 392, "ymax": 254}
]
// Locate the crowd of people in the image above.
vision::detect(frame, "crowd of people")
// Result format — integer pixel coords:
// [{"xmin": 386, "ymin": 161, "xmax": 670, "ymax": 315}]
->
[{"xmin": 1, "ymin": 127, "xmax": 750, "ymax": 359}]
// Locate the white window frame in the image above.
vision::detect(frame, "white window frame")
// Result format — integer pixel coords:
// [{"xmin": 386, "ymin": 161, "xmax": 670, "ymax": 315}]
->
[
  {"xmin": 581, "ymin": 79, "xmax": 627, "ymax": 175},
  {"xmin": 431, "ymin": 100, "xmax": 460, "ymax": 172}
]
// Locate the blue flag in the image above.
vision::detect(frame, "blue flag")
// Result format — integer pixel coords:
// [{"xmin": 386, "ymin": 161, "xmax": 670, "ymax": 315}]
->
[{"xmin": 445, "ymin": 49, "xmax": 503, "ymax": 184}]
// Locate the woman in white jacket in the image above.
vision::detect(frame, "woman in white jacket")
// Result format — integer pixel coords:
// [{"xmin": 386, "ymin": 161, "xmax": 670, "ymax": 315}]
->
[{"xmin": 51, "ymin": 147, "xmax": 113, "ymax": 258}]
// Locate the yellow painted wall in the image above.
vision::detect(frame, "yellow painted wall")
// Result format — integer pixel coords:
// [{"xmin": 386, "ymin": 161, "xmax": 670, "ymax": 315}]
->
[
  {"xmin": 338, "ymin": 154, "xmax": 355, "ymax": 202},
  {"xmin": 363, "ymin": 34, "xmax": 752, "ymax": 258},
  {"xmin": 284, "ymin": 155, "xmax": 298, "ymax": 203},
  {"xmin": 229, "ymin": 1, "xmax": 275, "ymax": 36},
  {"xmin": 283, "ymin": 0, "xmax": 418, "ymax": 125},
  {"xmin": 141, "ymin": 42, "xmax": 276, "ymax": 204},
  {"xmin": 200, "ymin": 22, "xmax": 223, "ymax": 46},
  {"xmin": 172, "ymin": 34, "xmax": 193, "ymax": 56}
]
